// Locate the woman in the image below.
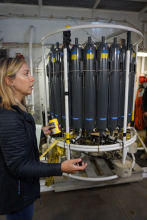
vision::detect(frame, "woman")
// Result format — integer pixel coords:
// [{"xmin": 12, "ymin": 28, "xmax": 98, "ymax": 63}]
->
[{"xmin": 0, "ymin": 58, "xmax": 87, "ymax": 220}]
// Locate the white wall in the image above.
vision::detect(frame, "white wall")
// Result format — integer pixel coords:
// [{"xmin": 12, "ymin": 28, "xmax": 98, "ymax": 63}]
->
[{"xmin": 0, "ymin": 6, "xmax": 146, "ymax": 124}]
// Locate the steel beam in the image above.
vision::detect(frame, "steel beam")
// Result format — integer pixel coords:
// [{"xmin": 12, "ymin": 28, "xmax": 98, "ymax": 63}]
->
[
  {"xmin": 92, "ymin": 0, "xmax": 101, "ymax": 10},
  {"xmin": 139, "ymin": 6, "xmax": 147, "ymax": 20}
]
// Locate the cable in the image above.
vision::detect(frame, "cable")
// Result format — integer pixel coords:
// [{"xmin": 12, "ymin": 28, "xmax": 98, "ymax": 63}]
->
[
  {"xmin": 82, "ymin": 151, "xmax": 103, "ymax": 159},
  {"xmin": 69, "ymin": 16, "xmax": 100, "ymax": 41},
  {"xmin": 82, "ymin": 151, "xmax": 121, "ymax": 161}
]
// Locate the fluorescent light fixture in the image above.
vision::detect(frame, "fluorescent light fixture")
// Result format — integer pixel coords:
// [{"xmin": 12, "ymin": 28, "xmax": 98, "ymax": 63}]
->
[{"xmin": 137, "ymin": 52, "xmax": 147, "ymax": 57}]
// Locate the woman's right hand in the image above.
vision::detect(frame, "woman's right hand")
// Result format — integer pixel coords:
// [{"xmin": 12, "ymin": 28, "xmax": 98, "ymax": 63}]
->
[
  {"xmin": 61, "ymin": 158, "xmax": 87, "ymax": 174},
  {"xmin": 144, "ymin": 112, "xmax": 147, "ymax": 117}
]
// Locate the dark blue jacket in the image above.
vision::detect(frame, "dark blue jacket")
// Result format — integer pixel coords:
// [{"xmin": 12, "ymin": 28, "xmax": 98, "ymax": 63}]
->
[
  {"xmin": 142, "ymin": 87, "xmax": 147, "ymax": 113},
  {"xmin": 0, "ymin": 104, "xmax": 62, "ymax": 215}
]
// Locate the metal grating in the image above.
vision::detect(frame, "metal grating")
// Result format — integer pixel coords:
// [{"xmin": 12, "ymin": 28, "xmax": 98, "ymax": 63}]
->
[
  {"xmin": 0, "ymin": 0, "xmax": 38, "ymax": 4},
  {"xmin": 98, "ymin": 0, "xmax": 147, "ymax": 12},
  {"xmin": 43, "ymin": 0, "xmax": 96, "ymax": 8}
]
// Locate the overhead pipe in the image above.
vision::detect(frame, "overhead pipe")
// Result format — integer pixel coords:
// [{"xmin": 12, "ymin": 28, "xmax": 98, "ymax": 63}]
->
[
  {"xmin": 29, "ymin": 26, "xmax": 34, "ymax": 112},
  {"xmin": 42, "ymin": 24, "xmax": 143, "ymax": 46}
]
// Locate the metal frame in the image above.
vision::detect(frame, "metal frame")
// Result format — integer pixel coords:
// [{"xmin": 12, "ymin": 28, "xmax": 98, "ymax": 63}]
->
[{"xmin": 41, "ymin": 23, "xmax": 143, "ymax": 181}]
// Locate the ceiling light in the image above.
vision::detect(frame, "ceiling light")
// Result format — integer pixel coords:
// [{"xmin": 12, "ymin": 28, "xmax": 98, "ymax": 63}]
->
[{"xmin": 137, "ymin": 52, "xmax": 147, "ymax": 57}]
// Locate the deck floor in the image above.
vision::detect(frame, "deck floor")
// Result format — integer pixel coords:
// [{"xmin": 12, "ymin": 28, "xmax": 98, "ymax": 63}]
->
[
  {"xmin": 1, "ymin": 178, "xmax": 147, "ymax": 220},
  {"xmin": 1, "ymin": 143, "xmax": 147, "ymax": 220}
]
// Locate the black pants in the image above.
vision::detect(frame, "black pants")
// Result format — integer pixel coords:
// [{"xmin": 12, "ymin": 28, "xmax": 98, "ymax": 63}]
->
[{"xmin": 144, "ymin": 115, "xmax": 147, "ymax": 146}]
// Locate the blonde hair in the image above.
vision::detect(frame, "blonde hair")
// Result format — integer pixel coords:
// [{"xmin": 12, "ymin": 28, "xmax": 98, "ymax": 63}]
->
[{"xmin": 0, "ymin": 58, "xmax": 27, "ymax": 112}]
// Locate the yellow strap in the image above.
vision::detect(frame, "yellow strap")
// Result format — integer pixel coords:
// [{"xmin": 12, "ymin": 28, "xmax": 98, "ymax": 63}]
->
[
  {"xmin": 40, "ymin": 140, "xmax": 59, "ymax": 159},
  {"xmin": 39, "ymin": 134, "xmax": 76, "ymax": 159}
]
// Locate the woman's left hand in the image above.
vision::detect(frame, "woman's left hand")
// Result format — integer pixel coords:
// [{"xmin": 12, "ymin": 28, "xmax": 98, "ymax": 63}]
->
[{"xmin": 42, "ymin": 125, "xmax": 55, "ymax": 135}]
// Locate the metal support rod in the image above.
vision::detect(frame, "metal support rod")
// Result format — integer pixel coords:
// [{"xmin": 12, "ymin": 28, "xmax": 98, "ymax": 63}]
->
[
  {"xmin": 122, "ymin": 51, "xmax": 130, "ymax": 163},
  {"xmin": 127, "ymin": 31, "xmax": 131, "ymax": 50},
  {"xmin": 29, "ymin": 26, "xmax": 34, "ymax": 112},
  {"xmin": 141, "ymin": 57, "xmax": 145, "ymax": 74},
  {"xmin": 92, "ymin": 0, "xmax": 101, "ymax": 10},
  {"xmin": 42, "ymin": 45, "xmax": 48, "ymax": 126},
  {"xmin": 131, "ymin": 44, "xmax": 138, "ymax": 127},
  {"xmin": 63, "ymin": 48, "xmax": 70, "ymax": 160},
  {"xmin": 122, "ymin": 32, "xmax": 131, "ymax": 164}
]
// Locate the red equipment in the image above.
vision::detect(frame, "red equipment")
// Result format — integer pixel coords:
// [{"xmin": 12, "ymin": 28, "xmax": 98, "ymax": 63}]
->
[
  {"xmin": 139, "ymin": 76, "xmax": 147, "ymax": 84},
  {"xmin": 15, "ymin": 53, "xmax": 24, "ymax": 60}
]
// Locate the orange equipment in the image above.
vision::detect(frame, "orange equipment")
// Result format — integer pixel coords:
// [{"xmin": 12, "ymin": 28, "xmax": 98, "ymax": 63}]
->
[
  {"xmin": 139, "ymin": 76, "xmax": 147, "ymax": 84},
  {"xmin": 135, "ymin": 89, "xmax": 145, "ymax": 130}
]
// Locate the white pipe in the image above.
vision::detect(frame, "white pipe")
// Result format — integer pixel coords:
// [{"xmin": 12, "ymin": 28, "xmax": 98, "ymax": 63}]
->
[
  {"xmin": 52, "ymin": 134, "xmax": 136, "ymax": 149},
  {"xmin": 145, "ymin": 23, "xmax": 147, "ymax": 51},
  {"xmin": 137, "ymin": 132, "xmax": 147, "ymax": 153},
  {"xmin": 131, "ymin": 153, "xmax": 135, "ymax": 168},
  {"xmin": 29, "ymin": 26, "xmax": 34, "ymax": 112},
  {"xmin": 42, "ymin": 24, "xmax": 143, "ymax": 45},
  {"xmin": 63, "ymin": 173, "xmax": 118, "ymax": 181},
  {"xmin": 122, "ymin": 50, "xmax": 130, "ymax": 164},
  {"xmin": 137, "ymin": 52, "xmax": 147, "ymax": 57},
  {"xmin": 143, "ymin": 22, "xmax": 147, "ymax": 51},
  {"xmin": 42, "ymin": 45, "xmax": 48, "ymax": 126},
  {"xmin": 62, "ymin": 131, "xmax": 136, "ymax": 148},
  {"xmin": 129, "ymin": 127, "xmax": 147, "ymax": 153},
  {"xmin": 141, "ymin": 57, "xmax": 145, "ymax": 75},
  {"xmin": 64, "ymin": 48, "xmax": 70, "ymax": 160},
  {"xmin": 137, "ymin": 147, "xmax": 144, "ymax": 150},
  {"xmin": 50, "ymin": 133, "xmax": 136, "ymax": 152},
  {"xmin": 69, "ymin": 147, "xmax": 122, "ymax": 152}
]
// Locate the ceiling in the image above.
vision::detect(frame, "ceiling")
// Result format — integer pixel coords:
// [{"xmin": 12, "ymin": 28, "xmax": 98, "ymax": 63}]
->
[{"xmin": 0, "ymin": 0, "xmax": 147, "ymax": 12}]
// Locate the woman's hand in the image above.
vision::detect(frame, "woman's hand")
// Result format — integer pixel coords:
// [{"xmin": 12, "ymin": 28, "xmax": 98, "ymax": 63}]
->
[
  {"xmin": 144, "ymin": 112, "xmax": 147, "ymax": 117},
  {"xmin": 42, "ymin": 125, "xmax": 55, "ymax": 135},
  {"xmin": 61, "ymin": 158, "xmax": 87, "ymax": 174}
]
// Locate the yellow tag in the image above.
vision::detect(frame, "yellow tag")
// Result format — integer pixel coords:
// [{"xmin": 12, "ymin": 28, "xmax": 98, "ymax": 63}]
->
[
  {"xmin": 133, "ymin": 53, "xmax": 135, "ymax": 57},
  {"xmin": 132, "ymin": 110, "xmax": 134, "ymax": 121},
  {"xmin": 52, "ymin": 57, "xmax": 55, "ymax": 63},
  {"xmin": 101, "ymin": 53, "xmax": 108, "ymax": 59},
  {"xmin": 87, "ymin": 53, "xmax": 93, "ymax": 59},
  {"xmin": 66, "ymin": 133, "xmax": 70, "ymax": 144},
  {"xmin": 72, "ymin": 54, "xmax": 77, "ymax": 60}
]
